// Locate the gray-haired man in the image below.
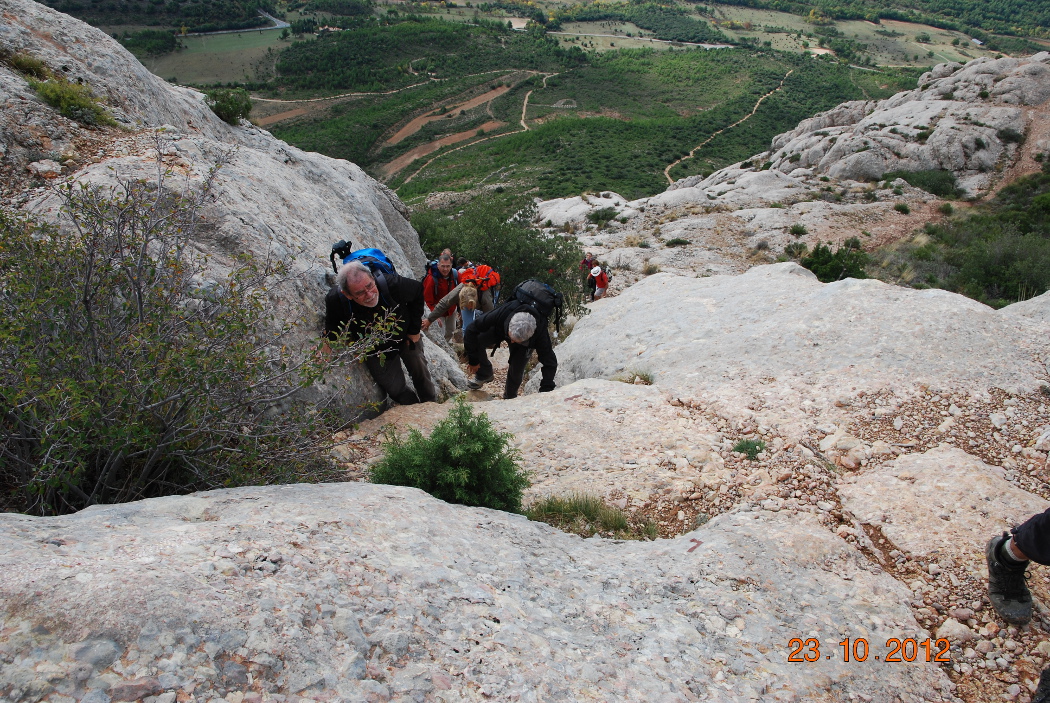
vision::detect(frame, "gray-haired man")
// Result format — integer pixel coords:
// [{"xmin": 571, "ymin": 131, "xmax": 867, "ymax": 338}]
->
[
  {"xmin": 463, "ymin": 302, "xmax": 556, "ymax": 400},
  {"xmin": 324, "ymin": 260, "xmax": 436, "ymax": 405}
]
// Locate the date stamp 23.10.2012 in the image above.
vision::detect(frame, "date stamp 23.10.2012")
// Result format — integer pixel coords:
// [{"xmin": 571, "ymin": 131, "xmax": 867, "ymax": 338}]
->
[{"xmin": 788, "ymin": 637, "xmax": 952, "ymax": 663}]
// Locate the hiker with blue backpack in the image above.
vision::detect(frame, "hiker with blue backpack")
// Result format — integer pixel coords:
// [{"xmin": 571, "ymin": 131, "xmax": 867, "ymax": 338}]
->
[
  {"xmin": 463, "ymin": 280, "xmax": 560, "ymax": 399},
  {"xmin": 323, "ymin": 253, "xmax": 436, "ymax": 406},
  {"xmin": 422, "ymin": 253, "xmax": 459, "ymax": 342}
]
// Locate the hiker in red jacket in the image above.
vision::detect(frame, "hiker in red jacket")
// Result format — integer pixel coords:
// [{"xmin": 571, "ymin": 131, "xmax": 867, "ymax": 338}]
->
[
  {"xmin": 588, "ymin": 265, "xmax": 609, "ymax": 300},
  {"xmin": 423, "ymin": 253, "xmax": 458, "ymax": 341}
]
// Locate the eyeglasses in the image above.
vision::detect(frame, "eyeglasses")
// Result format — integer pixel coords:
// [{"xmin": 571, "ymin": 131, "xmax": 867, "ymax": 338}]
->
[{"xmin": 348, "ymin": 278, "xmax": 377, "ymax": 300}]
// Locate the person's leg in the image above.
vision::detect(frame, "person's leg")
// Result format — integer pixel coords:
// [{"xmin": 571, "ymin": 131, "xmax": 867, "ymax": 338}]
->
[
  {"xmin": 985, "ymin": 508, "xmax": 1050, "ymax": 625},
  {"xmin": 594, "ymin": 287, "xmax": 606, "ymax": 300},
  {"xmin": 364, "ymin": 350, "xmax": 418, "ymax": 405},
  {"xmin": 442, "ymin": 315, "xmax": 455, "ymax": 341},
  {"xmin": 1011, "ymin": 507, "xmax": 1050, "ymax": 564},
  {"xmin": 400, "ymin": 339, "xmax": 437, "ymax": 402},
  {"xmin": 503, "ymin": 343, "xmax": 531, "ymax": 399},
  {"xmin": 460, "ymin": 306, "xmax": 476, "ymax": 332}
]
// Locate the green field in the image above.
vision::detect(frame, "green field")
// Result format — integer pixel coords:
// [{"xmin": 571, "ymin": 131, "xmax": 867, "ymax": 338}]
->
[{"xmin": 141, "ymin": 29, "xmax": 288, "ymax": 85}]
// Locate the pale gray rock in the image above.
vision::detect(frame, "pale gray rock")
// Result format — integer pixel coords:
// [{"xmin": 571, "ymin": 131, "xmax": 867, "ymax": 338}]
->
[
  {"xmin": 0, "ymin": 483, "xmax": 954, "ymax": 701},
  {"xmin": 541, "ymin": 264, "xmax": 1050, "ymax": 425},
  {"xmin": 839, "ymin": 445, "xmax": 1049, "ymax": 565}
]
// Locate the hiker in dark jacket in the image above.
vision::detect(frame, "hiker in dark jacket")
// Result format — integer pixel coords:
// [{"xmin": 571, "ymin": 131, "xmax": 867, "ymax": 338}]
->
[
  {"xmin": 324, "ymin": 260, "xmax": 436, "ymax": 405},
  {"xmin": 463, "ymin": 302, "xmax": 556, "ymax": 399}
]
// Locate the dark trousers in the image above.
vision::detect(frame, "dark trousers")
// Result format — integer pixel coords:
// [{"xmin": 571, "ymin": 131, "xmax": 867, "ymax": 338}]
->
[
  {"xmin": 364, "ymin": 339, "xmax": 436, "ymax": 405},
  {"xmin": 474, "ymin": 333, "xmax": 557, "ymax": 400},
  {"xmin": 1013, "ymin": 508, "xmax": 1050, "ymax": 565}
]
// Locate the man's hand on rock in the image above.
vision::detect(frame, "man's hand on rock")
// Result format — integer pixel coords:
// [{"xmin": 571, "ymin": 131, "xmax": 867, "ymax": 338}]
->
[{"xmin": 420, "ymin": 319, "xmax": 431, "ymax": 331}]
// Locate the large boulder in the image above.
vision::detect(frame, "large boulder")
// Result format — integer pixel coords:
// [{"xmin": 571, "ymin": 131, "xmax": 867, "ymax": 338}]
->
[
  {"xmin": 1, "ymin": 0, "xmax": 465, "ymax": 416},
  {"xmin": 0, "ymin": 482, "xmax": 955, "ymax": 702},
  {"xmin": 541, "ymin": 264, "xmax": 1050, "ymax": 427}
]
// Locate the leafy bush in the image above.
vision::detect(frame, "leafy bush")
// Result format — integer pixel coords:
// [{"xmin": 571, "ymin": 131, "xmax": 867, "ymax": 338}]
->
[
  {"xmin": 894, "ymin": 202, "xmax": 912, "ymax": 214},
  {"xmin": 733, "ymin": 439, "xmax": 765, "ymax": 460},
  {"xmin": 411, "ymin": 194, "xmax": 585, "ymax": 313},
  {"xmin": 784, "ymin": 241, "xmax": 808, "ymax": 259},
  {"xmin": 587, "ymin": 206, "xmax": 619, "ymax": 226},
  {"xmin": 998, "ymin": 127, "xmax": 1024, "ymax": 144},
  {"xmin": 938, "ymin": 202, "xmax": 954, "ymax": 215},
  {"xmin": 205, "ymin": 88, "xmax": 253, "ymax": 125},
  {"xmin": 665, "ymin": 237, "xmax": 689, "ymax": 247},
  {"xmin": 0, "ymin": 153, "xmax": 381, "ymax": 515},
  {"xmin": 29, "ymin": 78, "xmax": 116, "ymax": 127},
  {"xmin": 801, "ymin": 237, "xmax": 870, "ymax": 282},
  {"xmin": 789, "ymin": 223, "xmax": 808, "ymax": 236},
  {"xmin": 883, "ymin": 169, "xmax": 960, "ymax": 198},
  {"xmin": 369, "ymin": 400, "xmax": 530, "ymax": 512}
]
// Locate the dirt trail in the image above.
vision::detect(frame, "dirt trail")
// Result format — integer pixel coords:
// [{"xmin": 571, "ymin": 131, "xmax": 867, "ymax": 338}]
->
[
  {"xmin": 255, "ymin": 108, "xmax": 307, "ymax": 126},
  {"xmin": 399, "ymin": 73, "xmax": 557, "ymax": 186},
  {"xmin": 663, "ymin": 70, "xmax": 794, "ymax": 184},
  {"xmin": 386, "ymin": 85, "xmax": 510, "ymax": 146},
  {"xmin": 984, "ymin": 105, "xmax": 1050, "ymax": 199},
  {"xmin": 380, "ymin": 121, "xmax": 505, "ymax": 178}
]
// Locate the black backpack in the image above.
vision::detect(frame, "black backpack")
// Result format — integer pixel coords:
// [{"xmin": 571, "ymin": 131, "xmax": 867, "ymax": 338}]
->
[{"xmin": 513, "ymin": 279, "xmax": 564, "ymax": 334}]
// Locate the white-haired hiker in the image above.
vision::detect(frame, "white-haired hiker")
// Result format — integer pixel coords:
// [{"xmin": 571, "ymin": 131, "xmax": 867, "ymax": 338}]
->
[{"xmin": 463, "ymin": 302, "xmax": 556, "ymax": 400}]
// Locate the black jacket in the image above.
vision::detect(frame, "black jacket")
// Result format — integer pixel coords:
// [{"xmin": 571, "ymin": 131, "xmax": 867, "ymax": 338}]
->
[
  {"xmin": 464, "ymin": 301, "xmax": 550, "ymax": 364},
  {"xmin": 324, "ymin": 271, "xmax": 424, "ymax": 352}
]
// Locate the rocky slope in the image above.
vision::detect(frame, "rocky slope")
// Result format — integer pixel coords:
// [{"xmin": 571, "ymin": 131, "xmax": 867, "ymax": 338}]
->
[
  {"xmin": 0, "ymin": 0, "xmax": 466, "ymax": 416},
  {"xmin": 4, "ymin": 3, "xmax": 1050, "ymax": 703},
  {"xmin": 536, "ymin": 53, "xmax": 1050, "ymax": 285}
]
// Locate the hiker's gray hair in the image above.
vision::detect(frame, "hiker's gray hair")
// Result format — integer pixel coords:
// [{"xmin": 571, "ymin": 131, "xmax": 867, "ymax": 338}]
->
[
  {"xmin": 508, "ymin": 312, "xmax": 537, "ymax": 343},
  {"xmin": 337, "ymin": 260, "xmax": 373, "ymax": 294}
]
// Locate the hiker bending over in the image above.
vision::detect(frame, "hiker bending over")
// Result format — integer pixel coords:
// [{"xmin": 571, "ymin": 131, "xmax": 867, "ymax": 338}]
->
[
  {"xmin": 463, "ymin": 304, "xmax": 556, "ymax": 400},
  {"xmin": 422, "ymin": 253, "xmax": 459, "ymax": 342},
  {"xmin": 588, "ymin": 265, "xmax": 609, "ymax": 300},
  {"xmin": 422, "ymin": 268, "xmax": 495, "ymax": 334},
  {"xmin": 986, "ymin": 513, "xmax": 1050, "ymax": 701},
  {"xmin": 324, "ymin": 260, "xmax": 436, "ymax": 405}
]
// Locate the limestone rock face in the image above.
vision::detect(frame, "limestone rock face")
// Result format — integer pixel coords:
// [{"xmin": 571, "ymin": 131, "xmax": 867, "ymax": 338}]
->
[
  {"xmin": 0, "ymin": 483, "xmax": 954, "ymax": 702},
  {"xmin": 2, "ymin": 0, "xmax": 463, "ymax": 414},
  {"xmin": 763, "ymin": 54, "xmax": 1050, "ymax": 194},
  {"xmin": 839, "ymin": 445, "xmax": 1049, "ymax": 565},
  {"xmin": 541, "ymin": 264, "xmax": 1050, "ymax": 423}
]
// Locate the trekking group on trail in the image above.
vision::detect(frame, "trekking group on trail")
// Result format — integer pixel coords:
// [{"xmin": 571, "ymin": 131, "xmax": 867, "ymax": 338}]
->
[{"xmin": 324, "ymin": 241, "xmax": 570, "ymax": 404}]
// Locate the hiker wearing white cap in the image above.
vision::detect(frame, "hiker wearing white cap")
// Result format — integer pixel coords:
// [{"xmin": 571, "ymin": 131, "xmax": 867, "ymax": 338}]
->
[{"xmin": 588, "ymin": 265, "xmax": 609, "ymax": 300}]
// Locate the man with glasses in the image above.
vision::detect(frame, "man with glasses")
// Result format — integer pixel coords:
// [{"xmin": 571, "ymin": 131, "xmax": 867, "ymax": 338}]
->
[{"xmin": 324, "ymin": 260, "xmax": 436, "ymax": 405}]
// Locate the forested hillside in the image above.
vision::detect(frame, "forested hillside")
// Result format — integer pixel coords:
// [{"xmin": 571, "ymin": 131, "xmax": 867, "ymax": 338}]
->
[
  {"xmin": 38, "ymin": 0, "xmax": 275, "ymax": 31},
  {"xmin": 714, "ymin": 0, "xmax": 1050, "ymax": 38}
]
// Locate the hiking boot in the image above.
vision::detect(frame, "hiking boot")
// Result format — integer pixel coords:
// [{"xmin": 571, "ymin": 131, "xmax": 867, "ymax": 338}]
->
[
  {"xmin": 986, "ymin": 532, "xmax": 1033, "ymax": 626},
  {"xmin": 467, "ymin": 373, "xmax": 493, "ymax": 390},
  {"xmin": 1035, "ymin": 668, "xmax": 1050, "ymax": 703}
]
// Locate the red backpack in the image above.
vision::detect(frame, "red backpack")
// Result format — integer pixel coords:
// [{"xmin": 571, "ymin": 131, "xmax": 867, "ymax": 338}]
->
[{"xmin": 473, "ymin": 264, "xmax": 500, "ymax": 291}]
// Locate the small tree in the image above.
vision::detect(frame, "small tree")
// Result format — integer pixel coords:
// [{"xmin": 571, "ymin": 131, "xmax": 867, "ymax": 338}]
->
[
  {"xmin": 369, "ymin": 400, "xmax": 530, "ymax": 512},
  {"xmin": 0, "ymin": 147, "xmax": 386, "ymax": 515},
  {"xmin": 801, "ymin": 237, "xmax": 869, "ymax": 282},
  {"xmin": 205, "ymin": 88, "xmax": 252, "ymax": 125}
]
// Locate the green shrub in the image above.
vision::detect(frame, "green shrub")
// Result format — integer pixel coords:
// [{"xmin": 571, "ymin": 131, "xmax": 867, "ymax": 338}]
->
[
  {"xmin": 883, "ymin": 169, "xmax": 960, "ymax": 198},
  {"xmin": 0, "ymin": 154, "xmax": 374, "ymax": 516},
  {"xmin": 789, "ymin": 223, "xmax": 808, "ymax": 236},
  {"xmin": 665, "ymin": 237, "xmax": 689, "ymax": 247},
  {"xmin": 894, "ymin": 202, "xmax": 911, "ymax": 214},
  {"xmin": 938, "ymin": 202, "xmax": 954, "ymax": 215},
  {"xmin": 6, "ymin": 51, "xmax": 50, "ymax": 79},
  {"xmin": 369, "ymin": 400, "xmax": 530, "ymax": 512},
  {"xmin": 732, "ymin": 439, "xmax": 765, "ymax": 460},
  {"xmin": 998, "ymin": 127, "xmax": 1024, "ymax": 144},
  {"xmin": 205, "ymin": 88, "xmax": 253, "ymax": 125},
  {"xmin": 411, "ymin": 194, "xmax": 585, "ymax": 314},
  {"xmin": 784, "ymin": 241, "xmax": 808, "ymax": 259},
  {"xmin": 29, "ymin": 78, "xmax": 117, "ymax": 127},
  {"xmin": 119, "ymin": 29, "xmax": 180, "ymax": 57},
  {"xmin": 801, "ymin": 237, "xmax": 869, "ymax": 282},
  {"xmin": 587, "ymin": 206, "xmax": 619, "ymax": 225},
  {"xmin": 642, "ymin": 260, "xmax": 661, "ymax": 275},
  {"xmin": 979, "ymin": 90, "xmax": 990, "ymax": 99}
]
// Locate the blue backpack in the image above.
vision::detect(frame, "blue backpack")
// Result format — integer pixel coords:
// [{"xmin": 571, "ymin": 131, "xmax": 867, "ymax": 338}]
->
[
  {"xmin": 423, "ymin": 260, "xmax": 458, "ymax": 298},
  {"xmin": 330, "ymin": 240, "xmax": 397, "ymax": 303}
]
